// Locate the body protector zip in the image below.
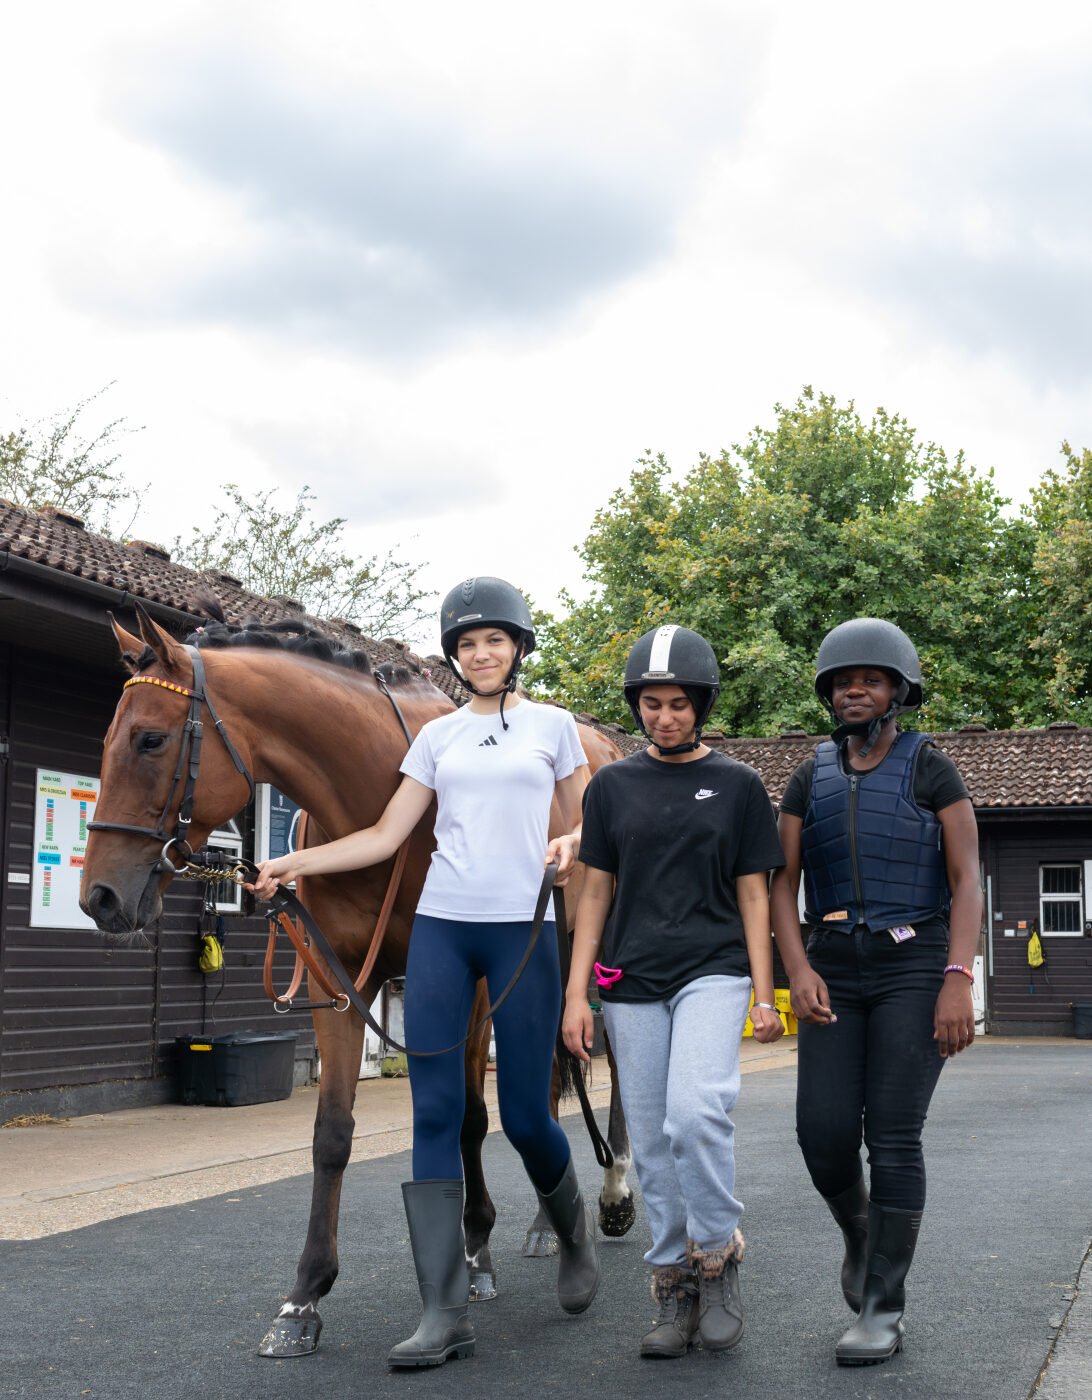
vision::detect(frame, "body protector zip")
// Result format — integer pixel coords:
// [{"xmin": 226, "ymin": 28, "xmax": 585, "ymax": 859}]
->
[{"xmin": 801, "ymin": 732, "xmax": 949, "ymax": 932}]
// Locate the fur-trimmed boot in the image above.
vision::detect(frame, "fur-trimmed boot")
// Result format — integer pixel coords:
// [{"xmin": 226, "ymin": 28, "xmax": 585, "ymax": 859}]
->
[
  {"xmin": 835, "ymin": 1205, "xmax": 921, "ymax": 1366},
  {"xmin": 534, "ymin": 1156, "xmax": 601, "ymax": 1313},
  {"xmin": 688, "ymin": 1230, "xmax": 745, "ymax": 1351},
  {"xmin": 823, "ymin": 1177, "xmax": 870, "ymax": 1311},
  {"xmin": 639, "ymin": 1266, "xmax": 700, "ymax": 1359},
  {"xmin": 387, "ymin": 1180, "xmax": 475, "ymax": 1368}
]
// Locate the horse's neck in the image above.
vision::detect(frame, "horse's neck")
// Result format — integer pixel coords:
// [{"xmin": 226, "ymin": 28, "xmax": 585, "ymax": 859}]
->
[{"xmin": 210, "ymin": 652, "xmax": 442, "ymax": 839}]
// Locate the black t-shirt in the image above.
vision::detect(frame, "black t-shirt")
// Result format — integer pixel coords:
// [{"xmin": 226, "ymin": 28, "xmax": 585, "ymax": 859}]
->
[
  {"xmin": 778, "ymin": 736, "xmax": 970, "ymax": 819},
  {"xmin": 578, "ymin": 750, "xmax": 785, "ymax": 1002}
]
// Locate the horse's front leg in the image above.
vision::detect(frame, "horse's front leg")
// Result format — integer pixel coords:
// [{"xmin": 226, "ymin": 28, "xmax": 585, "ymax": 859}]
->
[
  {"xmin": 598, "ymin": 1031, "xmax": 635, "ymax": 1237},
  {"xmin": 258, "ymin": 1005, "xmax": 364, "ymax": 1357},
  {"xmin": 461, "ymin": 980, "xmax": 498, "ymax": 1300}
]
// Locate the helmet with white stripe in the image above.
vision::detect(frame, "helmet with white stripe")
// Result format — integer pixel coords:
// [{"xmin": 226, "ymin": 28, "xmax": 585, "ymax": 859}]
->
[{"xmin": 623, "ymin": 625, "xmax": 721, "ymax": 739}]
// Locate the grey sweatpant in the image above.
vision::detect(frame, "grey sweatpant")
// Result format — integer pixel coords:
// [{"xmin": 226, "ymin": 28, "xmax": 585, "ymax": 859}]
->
[{"xmin": 602, "ymin": 974, "xmax": 753, "ymax": 1266}]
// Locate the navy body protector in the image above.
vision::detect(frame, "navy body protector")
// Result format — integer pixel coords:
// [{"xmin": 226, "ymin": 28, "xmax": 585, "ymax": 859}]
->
[{"xmin": 801, "ymin": 730, "xmax": 949, "ymax": 932}]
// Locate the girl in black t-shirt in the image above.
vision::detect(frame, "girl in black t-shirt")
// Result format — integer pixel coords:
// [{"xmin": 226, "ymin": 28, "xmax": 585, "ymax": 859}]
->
[
  {"xmin": 562, "ymin": 625, "xmax": 785, "ymax": 1360},
  {"xmin": 770, "ymin": 619, "xmax": 981, "ymax": 1369}
]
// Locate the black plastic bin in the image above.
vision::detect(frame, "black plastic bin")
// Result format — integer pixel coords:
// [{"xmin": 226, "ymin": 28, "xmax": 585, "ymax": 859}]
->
[
  {"xmin": 176, "ymin": 1030, "xmax": 298, "ymax": 1106},
  {"xmin": 1073, "ymin": 1003, "xmax": 1092, "ymax": 1040}
]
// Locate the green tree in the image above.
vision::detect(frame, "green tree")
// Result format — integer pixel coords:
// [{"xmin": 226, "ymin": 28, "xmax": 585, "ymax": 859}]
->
[
  {"xmin": 173, "ymin": 483, "xmax": 432, "ymax": 639},
  {"xmin": 528, "ymin": 389, "xmax": 1047, "ymax": 735},
  {"xmin": 1027, "ymin": 443, "xmax": 1092, "ymax": 722},
  {"xmin": 0, "ymin": 385, "xmax": 144, "ymax": 535}
]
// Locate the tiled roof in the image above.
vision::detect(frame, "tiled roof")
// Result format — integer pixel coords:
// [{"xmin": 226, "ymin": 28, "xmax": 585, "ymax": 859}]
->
[
  {"xmin": 0, "ymin": 498, "xmax": 451, "ymax": 685},
  {"xmin": 5, "ymin": 502, "xmax": 1091, "ymax": 810},
  {"xmin": 703, "ymin": 727, "xmax": 1092, "ymax": 812}
]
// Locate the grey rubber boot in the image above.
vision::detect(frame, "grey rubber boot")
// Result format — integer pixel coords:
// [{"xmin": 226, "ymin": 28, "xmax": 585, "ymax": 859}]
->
[
  {"xmin": 823, "ymin": 1176, "xmax": 870, "ymax": 1311},
  {"xmin": 534, "ymin": 1156, "xmax": 601, "ymax": 1313},
  {"xmin": 387, "ymin": 1180, "xmax": 476, "ymax": 1368},
  {"xmin": 639, "ymin": 1266, "xmax": 700, "ymax": 1359},
  {"xmin": 688, "ymin": 1230, "xmax": 745, "ymax": 1351},
  {"xmin": 835, "ymin": 1205, "xmax": 921, "ymax": 1366}
]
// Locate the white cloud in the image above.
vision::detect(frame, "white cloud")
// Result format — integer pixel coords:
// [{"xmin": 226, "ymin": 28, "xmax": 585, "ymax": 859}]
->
[{"xmin": 2, "ymin": 0, "xmax": 1092, "ymax": 654}]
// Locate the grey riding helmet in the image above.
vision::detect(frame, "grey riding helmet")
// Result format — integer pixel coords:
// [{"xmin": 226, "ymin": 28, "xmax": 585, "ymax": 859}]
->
[
  {"xmin": 814, "ymin": 618, "xmax": 923, "ymax": 712},
  {"xmin": 439, "ymin": 577, "xmax": 535, "ymax": 695},
  {"xmin": 623, "ymin": 625, "xmax": 721, "ymax": 744}
]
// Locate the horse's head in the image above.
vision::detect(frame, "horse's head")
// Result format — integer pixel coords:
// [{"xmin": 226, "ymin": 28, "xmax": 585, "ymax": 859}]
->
[{"xmin": 81, "ymin": 606, "xmax": 254, "ymax": 938}]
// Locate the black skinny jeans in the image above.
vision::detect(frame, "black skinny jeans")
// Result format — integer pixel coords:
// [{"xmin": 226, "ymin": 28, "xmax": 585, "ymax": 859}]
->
[{"xmin": 796, "ymin": 917, "xmax": 948, "ymax": 1213}]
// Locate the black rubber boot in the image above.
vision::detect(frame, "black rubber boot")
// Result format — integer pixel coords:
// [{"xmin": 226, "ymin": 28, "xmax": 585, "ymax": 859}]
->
[
  {"xmin": 639, "ymin": 1266, "xmax": 700, "ymax": 1359},
  {"xmin": 688, "ymin": 1230, "xmax": 745, "ymax": 1351},
  {"xmin": 534, "ymin": 1156, "xmax": 601, "ymax": 1313},
  {"xmin": 387, "ymin": 1180, "xmax": 476, "ymax": 1368},
  {"xmin": 823, "ymin": 1176, "xmax": 870, "ymax": 1311},
  {"xmin": 835, "ymin": 1205, "xmax": 921, "ymax": 1366}
]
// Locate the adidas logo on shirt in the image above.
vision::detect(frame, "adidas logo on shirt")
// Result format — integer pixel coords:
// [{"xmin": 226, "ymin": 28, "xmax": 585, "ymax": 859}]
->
[
  {"xmin": 478, "ymin": 735, "xmax": 499, "ymax": 747},
  {"xmin": 694, "ymin": 788, "xmax": 718, "ymax": 800}
]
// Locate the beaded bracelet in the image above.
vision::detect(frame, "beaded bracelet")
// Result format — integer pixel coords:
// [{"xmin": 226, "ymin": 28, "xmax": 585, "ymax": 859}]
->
[{"xmin": 943, "ymin": 964, "xmax": 974, "ymax": 981}]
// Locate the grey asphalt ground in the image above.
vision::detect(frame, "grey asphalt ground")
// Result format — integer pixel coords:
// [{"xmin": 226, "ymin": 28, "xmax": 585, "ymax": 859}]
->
[{"xmin": 1, "ymin": 1040, "xmax": 1089, "ymax": 1400}]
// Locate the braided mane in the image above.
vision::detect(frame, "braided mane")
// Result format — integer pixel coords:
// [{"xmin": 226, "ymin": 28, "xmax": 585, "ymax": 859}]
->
[{"xmin": 131, "ymin": 595, "xmax": 425, "ymax": 690}]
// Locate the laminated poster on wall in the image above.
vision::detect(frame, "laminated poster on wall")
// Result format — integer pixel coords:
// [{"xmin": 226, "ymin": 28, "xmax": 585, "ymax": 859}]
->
[{"xmin": 31, "ymin": 768, "xmax": 101, "ymax": 930}]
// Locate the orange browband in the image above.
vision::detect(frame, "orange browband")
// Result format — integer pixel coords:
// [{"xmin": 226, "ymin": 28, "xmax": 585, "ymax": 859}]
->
[{"xmin": 122, "ymin": 676, "xmax": 196, "ymax": 699}]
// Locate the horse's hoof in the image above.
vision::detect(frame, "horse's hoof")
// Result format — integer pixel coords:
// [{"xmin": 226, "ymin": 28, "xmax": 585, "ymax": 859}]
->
[
  {"xmin": 522, "ymin": 1228, "xmax": 559, "ymax": 1258},
  {"xmin": 257, "ymin": 1307, "xmax": 322, "ymax": 1357},
  {"xmin": 469, "ymin": 1269, "xmax": 498, "ymax": 1302},
  {"xmin": 599, "ymin": 1192, "xmax": 636, "ymax": 1238}
]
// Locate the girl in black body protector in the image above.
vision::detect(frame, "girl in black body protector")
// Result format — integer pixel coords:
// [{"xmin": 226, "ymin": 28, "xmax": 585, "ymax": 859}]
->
[{"xmin": 770, "ymin": 618, "xmax": 981, "ymax": 1366}]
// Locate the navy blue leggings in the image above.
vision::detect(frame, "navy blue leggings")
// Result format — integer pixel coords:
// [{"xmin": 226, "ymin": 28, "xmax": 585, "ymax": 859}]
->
[
  {"xmin": 405, "ymin": 913, "xmax": 571, "ymax": 1192},
  {"xmin": 796, "ymin": 919, "xmax": 948, "ymax": 1212}
]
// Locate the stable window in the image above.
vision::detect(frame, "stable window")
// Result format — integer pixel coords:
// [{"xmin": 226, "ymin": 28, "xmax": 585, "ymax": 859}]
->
[
  {"xmin": 1039, "ymin": 864, "xmax": 1083, "ymax": 936},
  {"xmin": 205, "ymin": 818, "xmax": 244, "ymax": 914}
]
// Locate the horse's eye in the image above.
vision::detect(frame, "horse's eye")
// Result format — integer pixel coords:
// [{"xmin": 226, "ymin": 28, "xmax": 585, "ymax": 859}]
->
[{"xmin": 137, "ymin": 732, "xmax": 169, "ymax": 754}]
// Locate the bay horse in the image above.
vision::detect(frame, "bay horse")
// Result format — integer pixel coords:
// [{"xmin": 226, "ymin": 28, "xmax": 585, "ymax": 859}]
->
[{"xmin": 80, "ymin": 606, "xmax": 634, "ymax": 1358}]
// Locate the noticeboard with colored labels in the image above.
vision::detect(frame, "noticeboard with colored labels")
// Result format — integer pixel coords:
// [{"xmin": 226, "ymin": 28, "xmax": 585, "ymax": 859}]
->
[{"xmin": 31, "ymin": 769, "xmax": 101, "ymax": 929}]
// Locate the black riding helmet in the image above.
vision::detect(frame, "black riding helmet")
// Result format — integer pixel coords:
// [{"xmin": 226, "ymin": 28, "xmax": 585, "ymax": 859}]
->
[
  {"xmin": 814, "ymin": 618, "xmax": 923, "ymax": 756},
  {"xmin": 440, "ymin": 576, "xmax": 535, "ymax": 728},
  {"xmin": 624, "ymin": 624, "xmax": 720, "ymax": 756}
]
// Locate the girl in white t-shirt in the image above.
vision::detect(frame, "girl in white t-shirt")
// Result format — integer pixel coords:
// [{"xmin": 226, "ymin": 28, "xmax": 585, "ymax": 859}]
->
[{"xmin": 250, "ymin": 577, "xmax": 598, "ymax": 1370}]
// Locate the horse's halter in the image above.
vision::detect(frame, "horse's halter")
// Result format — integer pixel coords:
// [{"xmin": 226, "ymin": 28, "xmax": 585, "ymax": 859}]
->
[{"xmin": 87, "ymin": 646, "xmax": 255, "ymax": 873}]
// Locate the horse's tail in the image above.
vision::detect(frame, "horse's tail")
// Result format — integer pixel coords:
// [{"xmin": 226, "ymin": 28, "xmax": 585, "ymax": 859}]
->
[{"xmin": 555, "ymin": 1033, "xmax": 590, "ymax": 1099}]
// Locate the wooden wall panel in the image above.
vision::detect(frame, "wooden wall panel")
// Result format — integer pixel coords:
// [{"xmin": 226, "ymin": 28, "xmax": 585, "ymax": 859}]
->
[
  {"xmin": 981, "ymin": 821, "xmax": 1092, "ymax": 1034},
  {"xmin": 0, "ymin": 643, "xmax": 314, "ymax": 1115}
]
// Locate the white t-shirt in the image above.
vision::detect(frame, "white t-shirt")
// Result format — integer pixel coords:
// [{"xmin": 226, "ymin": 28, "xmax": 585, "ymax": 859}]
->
[{"xmin": 400, "ymin": 699, "xmax": 587, "ymax": 922}]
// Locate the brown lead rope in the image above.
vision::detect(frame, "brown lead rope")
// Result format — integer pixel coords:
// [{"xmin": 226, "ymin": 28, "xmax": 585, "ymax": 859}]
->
[
  {"xmin": 262, "ymin": 814, "xmax": 411, "ymax": 1013},
  {"xmin": 258, "ymin": 860, "xmax": 561, "ymax": 1059}
]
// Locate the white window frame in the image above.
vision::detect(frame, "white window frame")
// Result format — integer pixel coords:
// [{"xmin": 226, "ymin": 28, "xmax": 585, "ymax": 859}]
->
[
  {"xmin": 205, "ymin": 818, "xmax": 244, "ymax": 914},
  {"xmin": 1039, "ymin": 862, "xmax": 1085, "ymax": 938}
]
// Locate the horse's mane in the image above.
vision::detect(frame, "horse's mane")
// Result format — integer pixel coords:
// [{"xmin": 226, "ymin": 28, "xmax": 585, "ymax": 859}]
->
[{"xmin": 133, "ymin": 595, "xmax": 426, "ymax": 691}]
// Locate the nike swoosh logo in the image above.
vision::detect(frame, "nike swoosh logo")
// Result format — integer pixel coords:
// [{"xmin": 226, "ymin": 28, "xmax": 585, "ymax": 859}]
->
[{"xmin": 694, "ymin": 791, "xmax": 719, "ymax": 800}]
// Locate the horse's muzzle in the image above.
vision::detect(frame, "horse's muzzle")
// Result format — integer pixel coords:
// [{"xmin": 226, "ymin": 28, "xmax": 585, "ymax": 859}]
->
[{"xmin": 81, "ymin": 868, "xmax": 164, "ymax": 938}]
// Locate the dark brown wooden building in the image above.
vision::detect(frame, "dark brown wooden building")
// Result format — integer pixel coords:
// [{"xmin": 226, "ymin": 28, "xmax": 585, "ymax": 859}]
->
[{"xmin": 0, "ymin": 500, "xmax": 461, "ymax": 1123}]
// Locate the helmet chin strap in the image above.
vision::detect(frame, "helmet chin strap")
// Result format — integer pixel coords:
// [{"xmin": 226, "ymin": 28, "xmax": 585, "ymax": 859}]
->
[
  {"xmin": 450, "ymin": 657, "xmax": 522, "ymax": 730},
  {"xmin": 648, "ymin": 728, "xmax": 704, "ymax": 756},
  {"xmin": 832, "ymin": 705, "xmax": 898, "ymax": 758}
]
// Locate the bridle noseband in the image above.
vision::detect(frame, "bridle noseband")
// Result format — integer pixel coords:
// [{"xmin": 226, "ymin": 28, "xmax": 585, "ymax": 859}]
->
[{"xmin": 87, "ymin": 646, "xmax": 255, "ymax": 873}]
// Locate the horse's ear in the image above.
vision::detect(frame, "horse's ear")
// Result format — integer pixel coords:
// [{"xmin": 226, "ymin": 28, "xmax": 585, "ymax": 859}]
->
[
  {"xmin": 109, "ymin": 614, "xmax": 146, "ymax": 673},
  {"xmin": 134, "ymin": 603, "xmax": 188, "ymax": 673}
]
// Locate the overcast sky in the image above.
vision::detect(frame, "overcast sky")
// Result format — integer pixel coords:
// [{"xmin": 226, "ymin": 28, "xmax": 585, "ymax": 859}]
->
[{"xmin": 3, "ymin": 1, "xmax": 1091, "ymax": 650}]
